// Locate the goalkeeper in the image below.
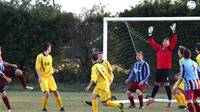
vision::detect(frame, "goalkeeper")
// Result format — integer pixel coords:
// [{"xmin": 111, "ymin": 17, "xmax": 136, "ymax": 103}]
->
[{"xmin": 146, "ymin": 23, "xmax": 177, "ymax": 108}]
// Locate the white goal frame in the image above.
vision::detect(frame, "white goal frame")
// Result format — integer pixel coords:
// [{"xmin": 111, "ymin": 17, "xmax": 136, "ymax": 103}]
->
[{"xmin": 103, "ymin": 16, "xmax": 200, "ymax": 59}]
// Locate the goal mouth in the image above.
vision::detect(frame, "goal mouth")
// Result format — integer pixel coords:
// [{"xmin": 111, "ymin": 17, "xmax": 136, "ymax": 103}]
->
[{"xmin": 103, "ymin": 16, "xmax": 200, "ymax": 85}]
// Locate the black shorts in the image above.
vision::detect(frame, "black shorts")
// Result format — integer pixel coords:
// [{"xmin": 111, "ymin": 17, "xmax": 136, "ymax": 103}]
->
[
  {"xmin": 155, "ymin": 69, "xmax": 170, "ymax": 83},
  {"xmin": 0, "ymin": 85, "xmax": 5, "ymax": 93}
]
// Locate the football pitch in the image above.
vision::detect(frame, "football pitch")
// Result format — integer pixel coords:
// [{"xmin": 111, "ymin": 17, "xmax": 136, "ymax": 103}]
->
[{"xmin": 0, "ymin": 90, "xmax": 186, "ymax": 112}]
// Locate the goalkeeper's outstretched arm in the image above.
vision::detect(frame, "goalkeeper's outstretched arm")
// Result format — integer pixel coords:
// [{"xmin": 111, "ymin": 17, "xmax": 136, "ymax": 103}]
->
[
  {"xmin": 148, "ymin": 26, "xmax": 161, "ymax": 52},
  {"xmin": 169, "ymin": 23, "xmax": 177, "ymax": 50}
]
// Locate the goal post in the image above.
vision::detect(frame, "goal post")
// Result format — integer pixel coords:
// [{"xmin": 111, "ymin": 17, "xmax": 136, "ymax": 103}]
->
[{"xmin": 103, "ymin": 16, "xmax": 200, "ymax": 60}]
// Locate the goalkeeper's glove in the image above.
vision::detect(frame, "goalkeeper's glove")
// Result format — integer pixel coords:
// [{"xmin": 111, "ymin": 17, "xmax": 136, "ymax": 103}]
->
[
  {"xmin": 148, "ymin": 26, "xmax": 154, "ymax": 36},
  {"xmin": 170, "ymin": 23, "xmax": 176, "ymax": 33}
]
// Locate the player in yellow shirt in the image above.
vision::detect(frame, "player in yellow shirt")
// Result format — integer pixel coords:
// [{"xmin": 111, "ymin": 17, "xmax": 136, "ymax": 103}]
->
[
  {"xmin": 85, "ymin": 53, "xmax": 124, "ymax": 112},
  {"xmin": 172, "ymin": 46, "xmax": 187, "ymax": 109},
  {"xmin": 35, "ymin": 42, "xmax": 64, "ymax": 112},
  {"xmin": 195, "ymin": 43, "xmax": 200, "ymax": 66}
]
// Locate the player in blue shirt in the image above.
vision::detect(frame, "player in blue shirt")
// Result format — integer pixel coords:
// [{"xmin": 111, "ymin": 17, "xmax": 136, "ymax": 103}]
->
[
  {"xmin": 125, "ymin": 51, "xmax": 150, "ymax": 109},
  {"xmin": 174, "ymin": 49, "xmax": 200, "ymax": 112}
]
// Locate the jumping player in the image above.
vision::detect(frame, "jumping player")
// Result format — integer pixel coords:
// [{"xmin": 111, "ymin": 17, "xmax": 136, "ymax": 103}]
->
[
  {"xmin": 174, "ymin": 49, "xmax": 200, "ymax": 112},
  {"xmin": 35, "ymin": 42, "xmax": 64, "ymax": 112},
  {"xmin": 85, "ymin": 53, "xmax": 124, "ymax": 112},
  {"xmin": 172, "ymin": 46, "xmax": 187, "ymax": 109},
  {"xmin": 124, "ymin": 51, "xmax": 150, "ymax": 109},
  {"xmin": 146, "ymin": 23, "xmax": 177, "ymax": 108}
]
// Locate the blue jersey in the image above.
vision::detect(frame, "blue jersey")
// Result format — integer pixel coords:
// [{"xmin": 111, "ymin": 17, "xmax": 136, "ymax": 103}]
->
[
  {"xmin": 180, "ymin": 59, "xmax": 200, "ymax": 90},
  {"xmin": 0, "ymin": 57, "xmax": 4, "ymax": 76},
  {"xmin": 127, "ymin": 60, "xmax": 150, "ymax": 83}
]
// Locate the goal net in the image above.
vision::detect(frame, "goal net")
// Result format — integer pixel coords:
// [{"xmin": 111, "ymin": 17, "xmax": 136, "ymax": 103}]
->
[{"xmin": 103, "ymin": 17, "xmax": 200, "ymax": 91}]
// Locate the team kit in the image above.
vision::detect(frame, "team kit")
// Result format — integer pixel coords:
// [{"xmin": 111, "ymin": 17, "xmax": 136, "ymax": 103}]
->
[{"xmin": 0, "ymin": 23, "xmax": 200, "ymax": 112}]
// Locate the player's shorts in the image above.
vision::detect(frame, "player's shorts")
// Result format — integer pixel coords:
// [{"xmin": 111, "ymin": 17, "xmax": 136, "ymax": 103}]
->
[
  {"xmin": 93, "ymin": 87, "xmax": 111, "ymax": 103},
  {"xmin": 155, "ymin": 69, "xmax": 171, "ymax": 83},
  {"xmin": 0, "ymin": 67, "xmax": 16, "ymax": 86},
  {"xmin": 40, "ymin": 76, "xmax": 57, "ymax": 92},
  {"xmin": 185, "ymin": 89, "xmax": 200, "ymax": 101},
  {"xmin": 128, "ymin": 81, "xmax": 147, "ymax": 93}
]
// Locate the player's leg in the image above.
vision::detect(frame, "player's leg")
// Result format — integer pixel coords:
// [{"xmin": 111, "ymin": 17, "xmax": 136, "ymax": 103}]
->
[
  {"xmin": 100, "ymin": 89, "xmax": 123, "ymax": 112},
  {"xmin": 126, "ymin": 81, "xmax": 137, "ymax": 108},
  {"xmin": 15, "ymin": 69, "xmax": 33, "ymax": 90},
  {"xmin": 40, "ymin": 77, "xmax": 50, "ymax": 112},
  {"xmin": 49, "ymin": 76, "xmax": 64, "ymax": 111},
  {"xmin": 91, "ymin": 92, "xmax": 98, "ymax": 112},
  {"xmin": 172, "ymin": 88, "xmax": 186, "ymax": 109},
  {"xmin": 147, "ymin": 71, "xmax": 161, "ymax": 106},
  {"xmin": 185, "ymin": 90, "xmax": 196, "ymax": 112},
  {"xmin": 0, "ymin": 88, "xmax": 12, "ymax": 112},
  {"xmin": 193, "ymin": 89, "xmax": 200, "ymax": 112},
  {"xmin": 136, "ymin": 83, "xmax": 147, "ymax": 109},
  {"xmin": 53, "ymin": 91, "xmax": 64, "ymax": 111}
]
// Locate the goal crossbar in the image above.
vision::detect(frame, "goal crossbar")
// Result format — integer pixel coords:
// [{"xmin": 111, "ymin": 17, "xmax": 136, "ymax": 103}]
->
[{"xmin": 103, "ymin": 16, "xmax": 200, "ymax": 59}]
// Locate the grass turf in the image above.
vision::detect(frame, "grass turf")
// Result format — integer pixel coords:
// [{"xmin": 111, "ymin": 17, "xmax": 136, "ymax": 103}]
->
[{"xmin": 0, "ymin": 90, "xmax": 187, "ymax": 112}]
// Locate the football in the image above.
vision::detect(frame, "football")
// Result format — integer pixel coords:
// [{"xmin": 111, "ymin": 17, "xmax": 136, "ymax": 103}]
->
[{"xmin": 187, "ymin": 0, "xmax": 196, "ymax": 10}]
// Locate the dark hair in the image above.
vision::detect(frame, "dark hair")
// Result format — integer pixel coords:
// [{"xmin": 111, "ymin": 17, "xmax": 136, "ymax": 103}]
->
[
  {"xmin": 164, "ymin": 37, "xmax": 170, "ymax": 41},
  {"xmin": 178, "ymin": 46, "xmax": 186, "ymax": 56},
  {"xmin": 90, "ymin": 53, "xmax": 98, "ymax": 61},
  {"xmin": 136, "ymin": 51, "xmax": 144, "ymax": 56},
  {"xmin": 196, "ymin": 43, "xmax": 200, "ymax": 51},
  {"xmin": 183, "ymin": 49, "xmax": 191, "ymax": 59},
  {"xmin": 42, "ymin": 42, "xmax": 51, "ymax": 51}
]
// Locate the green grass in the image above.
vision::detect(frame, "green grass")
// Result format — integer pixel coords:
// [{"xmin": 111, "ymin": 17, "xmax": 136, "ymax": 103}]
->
[{"xmin": 0, "ymin": 90, "xmax": 187, "ymax": 112}]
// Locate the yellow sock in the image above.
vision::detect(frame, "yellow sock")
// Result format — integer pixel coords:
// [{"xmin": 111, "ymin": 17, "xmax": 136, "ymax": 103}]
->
[
  {"xmin": 106, "ymin": 100, "xmax": 120, "ymax": 107},
  {"xmin": 174, "ymin": 94, "xmax": 183, "ymax": 106},
  {"xmin": 179, "ymin": 93, "xmax": 187, "ymax": 106},
  {"xmin": 42, "ymin": 96, "xmax": 48, "ymax": 109},
  {"xmin": 55, "ymin": 95, "xmax": 63, "ymax": 108},
  {"xmin": 92, "ymin": 99, "xmax": 98, "ymax": 112}
]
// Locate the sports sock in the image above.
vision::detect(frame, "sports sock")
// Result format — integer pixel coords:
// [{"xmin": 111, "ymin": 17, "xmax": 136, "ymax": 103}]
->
[
  {"xmin": 174, "ymin": 94, "xmax": 183, "ymax": 106},
  {"xmin": 138, "ymin": 95, "xmax": 143, "ymax": 107},
  {"xmin": 92, "ymin": 99, "xmax": 98, "ymax": 112},
  {"xmin": 18, "ymin": 74, "xmax": 26, "ymax": 88},
  {"xmin": 165, "ymin": 86, "xmax": 172, "ymax": 100},
  {"xmin": 2, "ymin": 96, "xmax": 11, "ymax": 110},
  {"xmin": 194, "ymin": 102, "xmax": 200, "ymax": 112},
  {"xmin": 187, "ymin": 103, "xmax": 196, "ymax": 112},
  {"xmin": 42, "ymin": 96, "xmax": 48, "ymax": 109},
  {"xmin": 151, "ymin": 86, "xmax": 159, "ymax": 98},
  {"xmin": 128, "ymin": 96, "xmax": 135, "ymax": 106},
  {"xmin": 106, "ymin": 100, "xmax": 120, "ymax": 107},
  {"xmin": 55, "ymin": 95, "xmax": 63, "ymax": 108},
  {"xmin": 179, "ymin": 92, "xmax": 187, "ymax": 106}
]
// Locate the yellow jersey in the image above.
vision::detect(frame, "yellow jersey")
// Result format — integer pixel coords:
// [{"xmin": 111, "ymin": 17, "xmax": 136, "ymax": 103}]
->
[
  {"xmin": 173, "ymin": 80, "xmax": 184, "ymax": 91},
  {"xmin": 35, "ymin": 53, "xmax": 54, "ymax": 77},
  {"xmin": 179, "ymin": 57, "xmax": 184, "ymax": 65},
  {"xmin": 102, "ymin": 60, "xmax": 113, "ymax": 74},
  {"xmin": 91, "ymin": 63, "xmax": 112, "ymax": 90},
  {"xmin": 196, "ymin": 54, "xmax": 200, "ymax": 66}
]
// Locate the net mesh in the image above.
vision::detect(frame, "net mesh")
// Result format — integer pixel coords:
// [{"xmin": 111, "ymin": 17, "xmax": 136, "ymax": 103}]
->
[{"xmin": 107, "ymin": 20, "xmax": 200, "ymax": 89}]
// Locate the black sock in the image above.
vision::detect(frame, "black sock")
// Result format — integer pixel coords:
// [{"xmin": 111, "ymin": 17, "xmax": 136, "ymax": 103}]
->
[
  {"xmin": 165, "ymin": 86, "xmax": 172, "ymax": 100},
  {"xmin": 151, "ymin": 86, "xmax": 159, "ymax": 98}
]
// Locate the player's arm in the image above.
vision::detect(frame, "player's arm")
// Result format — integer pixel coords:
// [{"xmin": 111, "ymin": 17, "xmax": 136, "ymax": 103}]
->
[
  {"xmin": 125, "ymin": 66, "xmax": 135, "ymax": 84},
  {"xmin": 169, "ymin": 23, "xmax": 177, "ymax": 50},
  {"xmin": 105, "ymin": 60, "xmax": 114, "ymax": 78},
  {"xmin": 35, "ymin": 55, "xmax": 42, "ymax": 83},
  {"xmin": 0, "ymin": 71, "xmax": 12, "ymax": 83},
  {"xmin": 175, "ymin": 64, "xmax": 184, "ymax": 90},
  {"xmin": 3, "ymin": 61, "xmax": 18, "ymax": 68},
  {"xmin": 85, "ymin": 67, "xmax": 97, "ymax": 91},
  {"xmin": 148, "ymin": 26, "xmax": 161, "ymax": 52}
]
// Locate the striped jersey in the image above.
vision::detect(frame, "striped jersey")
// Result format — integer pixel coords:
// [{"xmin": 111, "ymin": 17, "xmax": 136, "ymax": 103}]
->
[
  {"xmin": 0, "ymin": 57, "xmax": 4, "ymax": 76},
  {"xmin": 127, "ymin": 60, "xmax": 150, "ymax": 83},
  {"xmin": 180, "ymin": 59, "xmax": 200, "ymax": 90}
]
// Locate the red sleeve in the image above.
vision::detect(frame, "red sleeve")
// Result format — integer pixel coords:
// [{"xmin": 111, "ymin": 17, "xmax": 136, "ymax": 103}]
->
[
  {"xmin": 149, "ymin": 36, "xmax": 161, "ymax": 52},
  {"xmin": 169, "ymin": 33, "xmax": 177, "ymax": 51}
]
